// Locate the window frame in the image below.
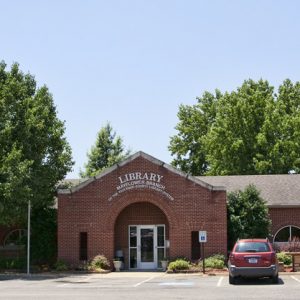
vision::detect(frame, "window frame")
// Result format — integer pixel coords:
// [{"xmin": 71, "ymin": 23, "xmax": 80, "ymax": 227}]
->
[
  {"xmin": 3, "ymin": 229, "xmax": 27, "ymax": 248},
  {"xmin": 273, "ymin": 225, "xmax": 300, "ymax": 243}
]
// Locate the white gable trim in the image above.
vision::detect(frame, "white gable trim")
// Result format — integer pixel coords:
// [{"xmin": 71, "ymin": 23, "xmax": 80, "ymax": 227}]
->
[{"xmin": 57, "ymin": 151, "xmax": 225, "ymax": 194}]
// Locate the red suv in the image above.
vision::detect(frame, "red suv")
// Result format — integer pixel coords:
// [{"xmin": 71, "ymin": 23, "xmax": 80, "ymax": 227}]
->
[{"xmin": 228, "ymin": 238, "xmax": 279, "ymax": 284}]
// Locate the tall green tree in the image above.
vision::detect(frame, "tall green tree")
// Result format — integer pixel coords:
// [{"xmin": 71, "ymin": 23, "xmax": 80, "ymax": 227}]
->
[
  {"xmin": 169, "ymin": 79, "xmax": 300, "ymax": 175},
  {"xmin": 227, "ymin": 185, "xmax": 271, "ymax": 249},
  {"xmin": 80, "ymin": 123, "xmax": 130, "ymax": 177},
  {"xmin": 0, "ymin": 61, "xmax": 73, "ymax": 225},
  {"xmin": 169, "ymin": 90, "xmax": 221, "ymax": 175},
  {"xmin": 31, "ymin": 207, "xmax": 57, "ymax": 264},
  {"xmin": 205, "ymin": 79, "xmax": 274, "ymax": 175},
  {"xmin": 255, "ymin": 79, "xmax": 300, "ymax": 173}
]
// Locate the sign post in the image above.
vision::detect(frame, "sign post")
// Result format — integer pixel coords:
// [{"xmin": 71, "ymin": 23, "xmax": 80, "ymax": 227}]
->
[
  {"xmin": 199, "ymin": 231, "xmax": 207, "ymax": 274},
  {"xmin": 27, "ymin": 199, "xmax": 31, "ymax": 276}
]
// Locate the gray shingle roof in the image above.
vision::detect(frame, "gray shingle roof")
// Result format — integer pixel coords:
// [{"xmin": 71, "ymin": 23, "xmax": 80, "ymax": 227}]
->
[{"xmin": 198, "ymin": 174, "xmax": 300, "ymax": 207}]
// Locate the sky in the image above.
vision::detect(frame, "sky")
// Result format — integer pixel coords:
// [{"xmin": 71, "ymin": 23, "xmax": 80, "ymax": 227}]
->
[{"xmin": 1, "ymin": 0, "xmax": 300, "ymax": 178}]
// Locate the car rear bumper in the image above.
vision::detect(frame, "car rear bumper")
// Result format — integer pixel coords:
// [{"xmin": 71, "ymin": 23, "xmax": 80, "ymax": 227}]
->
[{"xmin": 229, "ymin": 265, "xmax": 278, "ymax": 278}]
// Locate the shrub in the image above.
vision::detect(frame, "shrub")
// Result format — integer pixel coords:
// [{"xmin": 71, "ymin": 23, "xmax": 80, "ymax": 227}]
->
[
  {"xmin": 281, "ymin": 237, "xmax": 300, "ymax": 252},
  {"xmin": 31, "ymin": 208, "xmax": 57, "ymax": 265},
  {"xmin": 168, "ymin": 258, "xmax": 191, "ymax": 271},
  {"xmin": 276, "ymin": 252, "xmax": 292, "ymax": 266},
  {"xmin": 204, "ymin": 254, "xmax": 225, "ymax": 269},
  {"xmin": 88, "ymin": 254, "xmax": 110, "ymax": 271},
  {"xmin": 0, "ymin": 257, "xmax": 26, "ymax": 270},
  {"xmin": 54, "ymin": 259, "xmax": 69, "ymax": 271}
]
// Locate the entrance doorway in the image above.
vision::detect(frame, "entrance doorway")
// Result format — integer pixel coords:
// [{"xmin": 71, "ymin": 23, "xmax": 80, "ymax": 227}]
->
[{"xmin": 129, "ymin": 225, "xmax": 166, "ymax": 269}]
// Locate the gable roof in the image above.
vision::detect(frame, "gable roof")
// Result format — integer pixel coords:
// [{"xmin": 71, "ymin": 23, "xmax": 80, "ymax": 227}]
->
[
  {"xmin": 199, "ymin": 174, "xmax": 300, "ymax": 207},
  {"xmin": 58, "ymin": 151, "xmax": 225, "ymax": 194}
]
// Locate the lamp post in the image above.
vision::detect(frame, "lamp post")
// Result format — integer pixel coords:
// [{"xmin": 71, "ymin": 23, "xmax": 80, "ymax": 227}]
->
[{"xmin": 27, "ymin": 199, "xmax": 31, "ymax": 275}]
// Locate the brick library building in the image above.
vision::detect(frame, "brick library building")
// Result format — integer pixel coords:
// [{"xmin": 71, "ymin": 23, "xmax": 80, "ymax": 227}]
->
[{"xmin": 1, "ymin": 151, "xmax": 300, "ymax": 270}]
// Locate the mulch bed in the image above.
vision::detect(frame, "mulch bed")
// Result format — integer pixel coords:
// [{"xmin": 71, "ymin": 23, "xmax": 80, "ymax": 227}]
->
[{"xmin": 166, "ymin": 268, "xmax": 228, "ymax": 275}]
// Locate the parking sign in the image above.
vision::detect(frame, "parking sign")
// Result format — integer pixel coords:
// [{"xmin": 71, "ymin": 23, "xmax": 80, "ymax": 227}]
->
[{"xmin": 199, "ymin": 231, "xmax": 207, "ymax": 243}]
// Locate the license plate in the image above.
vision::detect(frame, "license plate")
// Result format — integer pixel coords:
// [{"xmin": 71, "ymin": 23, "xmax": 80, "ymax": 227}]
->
[{"xmin": 248, "ymin": 258, "xmax": 258, "ymax": 264}]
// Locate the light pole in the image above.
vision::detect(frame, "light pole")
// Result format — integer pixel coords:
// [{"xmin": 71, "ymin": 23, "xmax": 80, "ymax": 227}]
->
[{"xmin": 27, "ymin": 199, "xmax": 31, "ymax": 275}]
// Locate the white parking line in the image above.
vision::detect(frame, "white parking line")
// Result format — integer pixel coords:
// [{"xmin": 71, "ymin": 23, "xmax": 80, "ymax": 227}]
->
[
  {"xmin": 217, "ymin": 276, "xmax": 224, "ymax": 287},
  {"xmin": 77, "ymin": 276, "xmax": 92, "ymax": 282},
  {"xmin": 159, "ymin": 281, "xmax": 194, "ymax": 286},
  {"xmin": 133, "ymin": 276, "xmax": 156, "ymax": 287},
  {"xmin": 291, "ymin": 275, "xmax": 300, "ymax": 283},
  {"xmin": 57, "ymin": 275, "xmax": 92, "ymax": 287}
]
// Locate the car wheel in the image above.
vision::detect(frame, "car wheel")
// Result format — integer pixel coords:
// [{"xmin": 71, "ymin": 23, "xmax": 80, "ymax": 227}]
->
[
  {"xmin": 271, "ymin": 274, "xmax": 279, "ymax": 284},
  {"xmin": 229, "ymin": 274, "xmax": 236, "ymax": 284}
]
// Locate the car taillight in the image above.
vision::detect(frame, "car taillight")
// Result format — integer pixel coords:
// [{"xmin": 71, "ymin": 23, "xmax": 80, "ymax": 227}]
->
[
  {"xmin": 229, "ymin": 253, "xmax": 236, "ymax": 265},
  {"xmin": 262, "ymin": 252, "xmax": 276, "ymax": 265},
  {"xmin": 271, "ymin": 252, "xmax": 276, "ymax": 264}
]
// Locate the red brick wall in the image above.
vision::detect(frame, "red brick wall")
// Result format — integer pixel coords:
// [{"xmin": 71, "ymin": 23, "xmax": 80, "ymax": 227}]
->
[
  {"xmin": 269, "ymin": 208, "xmax": 300, "ymax": 236},
  {"xmin": 58, "ymin": 156, "xmax": 227, "ymax": 267}
]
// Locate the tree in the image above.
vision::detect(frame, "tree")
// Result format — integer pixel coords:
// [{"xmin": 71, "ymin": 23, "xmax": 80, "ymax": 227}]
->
[
  {"xmin": 169, "ymin": 79, "xmax": 300, "ymax": 175},
  {"xmin": 255, "ymin": 79, "xmax": 300, "ymax": 174},
  {"xmin": 205, "ymin": 79, "xmax": 274, "ymax": 175},
  {"xmin": 0, "ymin": 61, "xmax": 73, "ymax": 226},
  {"xmin": 169, "ymin": 90, "xmax": 221, "ymax": 175},
  {"xmin": 227, "ymin": 185, "xmax": 271, "ymax": 249},
  {"xmin": 80, "ymin": 123, "xmax": 130, "ymax": 177},
  {"xmin": 30, "ymin": 207, "xmax": 57, "ymax": 265}
]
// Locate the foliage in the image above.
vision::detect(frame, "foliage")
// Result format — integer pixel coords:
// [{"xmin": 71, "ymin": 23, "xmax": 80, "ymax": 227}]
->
[
  {"xmin": 54, "ymin": 259, "xmax": 69, "ymax": 271},
  {"xmin": 169, "ymin": 90, "xmax": 221, "ymax": 175},
  {"xmin": 0, "ymin": 257, "xmax": 26, "ymax": 270},
  {"xmin": 0, "ymin": 61, "xmax": 73, "ymax": 225},
  {"xmin": 276, "ymin": 252, "xmax": 292, "ymax": 266},
  {"xmin": 172, "ymin": 256, "xmax": 189, "ymax": 261},
  {"xmin": 88, "ymin": 254, "xmax": 110, "ymax": 271},
  {"xmin": 30, "ymin": 207, "xmax": 57, "ymax": 265},
  {"xmin": 168, "ymin": 258, "xmax": 191, "ymax": 271},
  {"xmin": 277, "ymin": 237, "xmax": 300, "ymax": 252},
  {"xmin": 204, "ymin": 254, "xmax": 225, "ymax": 269},
  {"xmin": 80, "ymin": 123, "xmax": 130, "ymax": 178},
  {"xmin": 227, "ymin": 184, "xmax": 271, "ymax": 249},
  {"xmin": 169, "ymin": 79, "xmax": 300, "ymax": 175},
  {"xmin": 256, "ymin": 80, "xmax": 300, "ymax": 174}
]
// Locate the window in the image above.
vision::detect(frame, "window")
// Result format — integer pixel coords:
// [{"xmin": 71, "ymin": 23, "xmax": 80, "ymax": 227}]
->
[
  {"xmin": 274, "ymin": 226, "xmax": 300, "ymax": 242},
  {"xmin": 4, "ymin": 229, "xmax": 26, "ymax": 247},
  {"xmin": 157, "ymin": 225, "xmax": 165, "ymax": 268},
  {"xmin": 191, "ymin": 231, "xmax": 201, "ymax": 260},
  {"xmin": 235, "ymin": 242, "xmax": 270, "ymax": 253},
  {"xmin": 79, "ymin": 232, "xmax": 88, "ymax": 261},
  {"xmin": 129, "ymin": 226, "xmax": 137, "ymax": 268}
]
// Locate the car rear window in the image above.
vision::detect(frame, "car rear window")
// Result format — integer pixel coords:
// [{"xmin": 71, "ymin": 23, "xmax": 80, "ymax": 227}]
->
[{"xmin": 235, "ymin": 242, "xmax": 270, "ymax": 253}]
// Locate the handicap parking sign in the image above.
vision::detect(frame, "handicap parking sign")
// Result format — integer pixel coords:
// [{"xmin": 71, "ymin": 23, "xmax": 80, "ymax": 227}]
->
[{"xmin": 199, "ymin": 231, "xmax": 207, "ymax": 243}]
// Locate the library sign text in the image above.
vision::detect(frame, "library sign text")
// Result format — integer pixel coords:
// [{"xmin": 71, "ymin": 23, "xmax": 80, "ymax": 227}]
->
[{"xmin": 108, "ymin": 172, "xmax": 174, "ymax": 201}]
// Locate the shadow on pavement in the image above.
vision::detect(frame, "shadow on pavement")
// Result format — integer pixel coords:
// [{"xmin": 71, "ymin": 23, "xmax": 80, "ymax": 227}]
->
[
  {"xmin": 232, "ymin": 277, "xmax": 284, "ymax": 286},
  {"xmin": 0, "ymin": 272, "xmax": 91, "ymax": 281}
]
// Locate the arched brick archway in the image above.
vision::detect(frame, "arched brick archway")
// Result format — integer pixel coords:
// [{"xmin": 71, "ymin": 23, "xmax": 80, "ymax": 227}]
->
[
  {"xmin": 114, "ymin": 202, "xmax": 169, "ymax": 269},
  {"xmin": 104, "ymin": 189, "xmax": 179, "ymax": 232},
  {"xmin": 104, "ymin": 190, "xmax": 179, "ymax": 269}
]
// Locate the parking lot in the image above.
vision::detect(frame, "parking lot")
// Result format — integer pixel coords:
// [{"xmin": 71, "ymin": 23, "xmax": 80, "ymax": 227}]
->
[{"xmin": 1, "ymin": 272, "xmax": 300, "ymax": 300}]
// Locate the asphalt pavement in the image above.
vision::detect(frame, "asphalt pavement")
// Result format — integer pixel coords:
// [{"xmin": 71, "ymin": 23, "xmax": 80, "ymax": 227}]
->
[{"xmin": 1, "ymin": 272, "xmax": 300, "ymax": 300}]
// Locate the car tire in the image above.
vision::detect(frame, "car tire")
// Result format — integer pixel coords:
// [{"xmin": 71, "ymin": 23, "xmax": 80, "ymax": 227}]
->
[
  {"xmin": 271, "ymin": 274, "xmax": 279, "ymax": 284},
  {"xmin": 229, "ymin": 274, "xmax": 236, "ymax": 285}
]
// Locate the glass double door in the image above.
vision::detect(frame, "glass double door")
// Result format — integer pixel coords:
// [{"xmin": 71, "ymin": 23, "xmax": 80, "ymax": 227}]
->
[{"xmin": 129, "ymin": 225, "xmax": 165, "ymax": 269}]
